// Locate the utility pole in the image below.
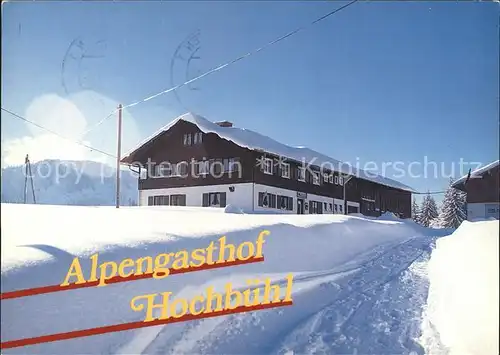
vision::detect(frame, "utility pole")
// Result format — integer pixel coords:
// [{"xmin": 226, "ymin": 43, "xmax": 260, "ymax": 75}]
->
[
  {"xmin": 24, "ymin": 154, "xmax": 29, "ymax": 204},
  {"xmin": 23, "ymin": 154, "xmax": 36, "ymax": 204},
  {"xmin": 342, "ymin": 174, "xmax": 353, "ymax": 215},
  {"xmin": 116, "ymin": 104, "xmax": 123, "ymax": 209}
]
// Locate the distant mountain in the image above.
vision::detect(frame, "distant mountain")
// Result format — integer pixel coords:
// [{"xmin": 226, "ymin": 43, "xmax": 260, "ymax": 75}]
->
[{"xmin": 1, "ymin": 160, "xmax": 139, "ymax": 206}]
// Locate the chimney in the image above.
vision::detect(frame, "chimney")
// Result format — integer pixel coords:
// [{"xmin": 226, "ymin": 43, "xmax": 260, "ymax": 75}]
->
[{"xmin": 215, "ymin": 120, "xmax": 233, "ymax": 128}]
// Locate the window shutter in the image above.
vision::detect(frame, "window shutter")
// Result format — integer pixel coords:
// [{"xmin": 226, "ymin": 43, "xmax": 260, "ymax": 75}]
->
[
  {"xmin": 220, "ymin": 193, "xmax": 227, "ymax": 207},
  {"xmin": 270, "ymin": 194, "xmax": 276, "ymax": 208},
  {"xmin": 288, "ymin": 197, "xmax": 293, "ymax": 210},
  {"xmin": 202, "ymin": 193, "xmax": 209, "ymax": 207},
  {"xmin": 258, "ymin": 192, "xmax": 264, "ymax": 207},
  {"xmin": 148, "ymin": 196, "xmax": 154, "ymax": 206}
]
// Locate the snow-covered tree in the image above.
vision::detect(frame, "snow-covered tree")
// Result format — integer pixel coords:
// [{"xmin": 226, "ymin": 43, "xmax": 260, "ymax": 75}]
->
[
  {"xmin": 419, "ymin": 192, "xmax": 439, "ymax": 227},
  {"xmin": 437, "ymin": 178, "xmax": 467, "ymax": 228},
  {"xmin": 411, "ymin": 198, "xmax": 421, "ymax": 224}
]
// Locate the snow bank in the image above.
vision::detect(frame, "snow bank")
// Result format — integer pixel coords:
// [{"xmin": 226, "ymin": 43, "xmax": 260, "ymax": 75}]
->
[
  {"xmin": 0, "ymin": 203, "xmax": 444, "ymax": 354},
  {"xmin": 223, "ymin": 204, "xmax": 245, "ymax": 214},
  {"xmin": 378, "ymin": 212, "xmax": 400, "ymax": 220},
  {"xmin": 421, "ymin": 220, "xmax": 499, "ymax": 355}
]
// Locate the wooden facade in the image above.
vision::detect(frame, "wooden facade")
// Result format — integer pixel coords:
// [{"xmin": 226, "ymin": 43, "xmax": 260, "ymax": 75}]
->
[
  {"xmin": 455, "ymin": 165, "xmax": 499, "ymax": 204},
  {"xmin": 122, "ymin": 119, "xmax": 412, "ymax": 218},
  {"xmin": 452, "ymin": 162, "xmax": 499, "ymax": 220}
]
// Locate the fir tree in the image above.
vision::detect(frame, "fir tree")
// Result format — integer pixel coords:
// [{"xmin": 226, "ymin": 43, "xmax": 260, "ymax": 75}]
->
[
  {"xmin": 411, "ymin": 198, "xmax": 421, "ymax": 224},
  {"xmin": 437, "ymin": 178, "xmax": 467, "ymax": 228},
  {"xmin": 419, "ymin": 192, "xmax": 439, "ymax": 227}
]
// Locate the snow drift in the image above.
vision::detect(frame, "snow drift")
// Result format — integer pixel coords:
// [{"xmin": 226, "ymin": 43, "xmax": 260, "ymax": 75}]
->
[
  {"xmin": 1, "ymin": 203, "xmax": 450, "ymax": 354},
  {"xmin": 421, "ymin": 220, "xmax": 499, "ymax": 355}
]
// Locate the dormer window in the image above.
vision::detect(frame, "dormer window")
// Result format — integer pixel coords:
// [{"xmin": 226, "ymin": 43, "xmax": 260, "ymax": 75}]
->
[
  {"xmin": 194, "ymin": 132, "xmax": 203, "ymax": 144},
  {"xmin": 183, "ymin": 133, "xmax": 192, "ymax": 146}
]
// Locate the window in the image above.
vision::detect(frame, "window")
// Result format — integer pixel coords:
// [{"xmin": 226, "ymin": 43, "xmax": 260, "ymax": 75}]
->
[
  {"xmin": 213, "ymin": 159, "xmax": 223, "ymax": 175},
  {"xmin": 263, "ymin": 158, "xmax": 273, "ymax": 175},
  {"xmin": 329, "ymin": 174, "xmax": 334, "ymax": 184},
  {"xmin": 155, "ymin": 163, "xmax": 173, "ymax": 178},
  {"xmin": 334, "ymin": 176, "xmax": 339, "ymax": 185},
  {"xmin": 176, "ymin": 162, "xmax": 188, "ymax": 177},
  {"xmin": 334, "ymin": 204, "xmax": 338, "ymax": 213},
  {"xmin": 203, "ymin": 192, "xmax": 226, "ymax": 207},
  {"xmin": 329, "ymin": 203, "xmax": 333, "ymax": 211},
  {"xmin": 258, "ymin": 192, "xmax": 276, "ymax": 208},
  {"xmin": 198, "ymin": 160, "xmax": 208, "ymax": 175},
  {"xmin": 324, "ymin": 202, "xmax": 328, "ymax": 210},
  {"xmin": 152, "ymin": 195, "xmax": 169, "ymax": 206},
  {"xmin": 277, "ymin": 195, "xmax": 293, "ymax": 210},
  {"xmin": 297, "ymin": 167, "xmax": 306, "ymax": 182},
  {"xmin": 323, "ymin": 172, "xmax": 329, "ymax": 182},
  {"xmin": 229, "ymin": 158, "xmax": 240, "ymax": 173},
  {"xmin": 193, "ymin": 132, "xmax": 203, "ymax": 144},
  {"xmin": 312, "ymin": 172, "xmax": 320, "ymax": 185},
  {"xmin": 339, "ymin": 176, "xmax": 344, "ymax": 186},
  {"xmin": 280, "ymin": 163, "xmax": 290, "ymax": 179},
  {"xmin": 339, "ymin": 204, "xmax": 343, "ymax": 213},
  {"xmin": 183, "ymin": 134, "xmax": 192, "ymax": 146},
  {"xmin": 309, "ymin": 201, "xmax": 323, "ymax": 214},
  {"xmin": 170, "ymin": 194, "xmax": 186, "ymax": 206}
]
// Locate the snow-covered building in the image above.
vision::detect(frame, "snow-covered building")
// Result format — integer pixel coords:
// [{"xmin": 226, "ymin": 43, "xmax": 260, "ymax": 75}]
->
[
  {"xmin": 451, "ymin": 160, "xmax": 500, "ymax": 221},
  {"xmin": 121, "ymin": 113, "xmax": 414, "ymax": 217}
]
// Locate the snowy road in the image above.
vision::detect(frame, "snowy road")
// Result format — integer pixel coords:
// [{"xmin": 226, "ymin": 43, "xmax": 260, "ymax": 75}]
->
[
  {"xmin": 117, "ymin": 236, "xmax": 437, "ymax": 355},
  {"xmin": 3, "ymin": 205, "xmax": 455, "ymax": 355}
]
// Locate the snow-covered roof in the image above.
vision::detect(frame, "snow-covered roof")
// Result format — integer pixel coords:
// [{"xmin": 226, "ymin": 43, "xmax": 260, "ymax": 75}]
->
[
  {"xmin": 451, "ymin": 160, "xmax": 500, "ymax": 189},
  {"xmin": 122, "ymin": 113, "xmax": 416, "ymax": 192}
]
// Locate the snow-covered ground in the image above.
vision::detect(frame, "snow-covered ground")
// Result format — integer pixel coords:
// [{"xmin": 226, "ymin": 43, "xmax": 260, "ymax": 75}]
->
[
  {"xmin": 0, "ymin": 203, "xmax": 463, "ymax": 354},
  {"xmin": 420, "ymin": 220, "xmax": 499, "ymax": 355}
]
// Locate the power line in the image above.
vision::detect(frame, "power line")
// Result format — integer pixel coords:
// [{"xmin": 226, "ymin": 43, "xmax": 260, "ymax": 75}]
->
[
  {"xmin": 412, "ymin": 190, "xmax": 447, "ymax": 195},
  {"xmin": 80, "ymin": 0, "xmax": 360, "ymax": 138},
  {"xmin": 3, "ymin": 107, "xmax": 453, "ymax": 196},
  {"xmin": 1, "ymin": 107, "xmax": 117, "ymax": 159}
]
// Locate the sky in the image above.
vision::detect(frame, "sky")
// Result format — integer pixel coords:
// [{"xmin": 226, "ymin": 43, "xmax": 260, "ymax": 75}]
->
[{"xmin": 2, "ymin": 0, "xmax": 499, "ymax": 201}]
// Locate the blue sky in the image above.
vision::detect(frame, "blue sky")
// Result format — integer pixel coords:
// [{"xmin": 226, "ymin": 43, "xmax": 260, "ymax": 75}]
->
[{"xmin": 2, "ymin": 1, "xmax": 498, "ymax": 201}]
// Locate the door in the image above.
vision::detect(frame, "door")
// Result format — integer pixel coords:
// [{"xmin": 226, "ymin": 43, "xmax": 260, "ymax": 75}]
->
[{"xmin": 297, "ymin": 199, "xmax": 305, "ymax": 214}]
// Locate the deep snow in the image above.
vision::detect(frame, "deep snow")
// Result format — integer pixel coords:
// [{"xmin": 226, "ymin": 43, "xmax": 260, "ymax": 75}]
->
[
  {"xmin": 420, "ymin": 220, "xmax": 499, "ymax": 355},
  {"xmin": 2, "ymin": 203, "xmax": 453, "ymax": 354}
]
